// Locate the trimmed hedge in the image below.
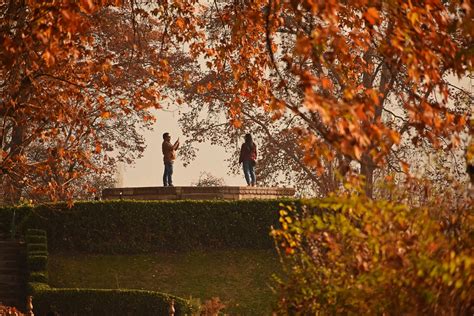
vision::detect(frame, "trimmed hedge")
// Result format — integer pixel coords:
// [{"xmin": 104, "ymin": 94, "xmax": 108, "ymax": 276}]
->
[
  {"xmin": 0, "ymin": 206, "xmax": 31, "ymax": 238},
  {"xmin": 27, "ymin": 255, "xmax": 48, "ymax": 272},
  {"xmin": 27, "ymin": 251, "xmax": 48, "ymax": 257},
  {"xmin": 27, "ymin": 243, "xmax": 48, "ymax": 253},
  {"xmin": 23, "ymin": 224, "xmax": 197, "ymax": 315},
  {"xmin": 29, "ymin": 271, "xmax": 49, "ymax": 283},
  {"xmin": 31, "ymin": 288, "xmax": 194, "ymax": 316},
  {"xmin": 26, "ymin": 235, "xmax": 47, "ymax": 244},
  {"xmin": 1, "ymin": 199, "xmax": 296, "ymax": 253},
  {"xmin": 27, "ymin": 229, "xmax": 47, "ymax": 236},
  {"xmin": 25, "ymin": 229, "xmax": 49, "ymax": 279}
]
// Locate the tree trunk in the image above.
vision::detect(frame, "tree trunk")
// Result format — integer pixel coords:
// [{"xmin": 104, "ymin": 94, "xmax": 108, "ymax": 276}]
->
[
  {"xmin": 360, "ymin": 153, "xmax": 375, "ymax": 198},
  {"xmin": 5, "ymin": 124, "xmax": 25, "ymax": 204}
]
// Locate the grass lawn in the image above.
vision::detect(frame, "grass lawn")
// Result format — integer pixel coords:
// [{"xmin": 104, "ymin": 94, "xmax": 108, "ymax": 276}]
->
[{"xmin": 48, "ymin": 249, "xmax": 282, "ymax": 315}]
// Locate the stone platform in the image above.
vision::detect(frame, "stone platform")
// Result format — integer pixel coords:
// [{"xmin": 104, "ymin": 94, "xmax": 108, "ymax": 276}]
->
[{"xmin": 102, "ymin": 186, "xmax": 295, "ymax": 201}]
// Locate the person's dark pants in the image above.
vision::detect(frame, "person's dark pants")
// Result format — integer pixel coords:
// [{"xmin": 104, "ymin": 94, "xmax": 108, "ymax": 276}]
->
[
  {"xmin": 242, "ymin": 160, "xmax": 256, "ymax": 185},
  {"xmin": 163, "ymin": 162, "xmax": 174, "ymax": 186}
]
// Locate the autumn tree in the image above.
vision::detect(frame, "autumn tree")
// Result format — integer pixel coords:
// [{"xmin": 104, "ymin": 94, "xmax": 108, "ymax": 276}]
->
[
  {"xmin": 174, "ymin": 0, "xmax": 472, "ymax": 196},
  {"xmin": 177, "ymin": 1, "xmax": 472, "ymax": 313},
  {"xmin": 272, "ymin": 180, "xmax": 473, "ymax": 314},
  {"xmin": 158, "ymin": 2, "xmax": 473, "ymax": 311},
  {"xmin": 0, "ymin": 0, "xmax": 204, "ymax": 202}
]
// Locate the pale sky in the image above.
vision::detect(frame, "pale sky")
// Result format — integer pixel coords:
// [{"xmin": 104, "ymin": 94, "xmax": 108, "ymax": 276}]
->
[{"xmin": 122, "ymin": 108, "xmax": 243, "ymax": 187}]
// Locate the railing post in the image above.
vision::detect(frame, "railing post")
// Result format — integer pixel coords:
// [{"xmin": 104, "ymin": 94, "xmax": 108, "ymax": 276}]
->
[
  {"xmin": 26, "ymin": 296, "xmax": 34, "ymax": 316},
  {"xmin": 168, "ymin": 299, "xmax": 175, "ymax": 316}
]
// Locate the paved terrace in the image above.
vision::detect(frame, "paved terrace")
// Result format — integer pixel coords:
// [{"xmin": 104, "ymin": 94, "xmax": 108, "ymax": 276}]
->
[{"xmin": 102, "ymin": 186, "xmax": 295, "ymax": 201}]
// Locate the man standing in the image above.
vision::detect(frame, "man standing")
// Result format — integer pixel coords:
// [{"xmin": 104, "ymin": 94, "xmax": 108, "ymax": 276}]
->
[{"xmin": 162, "ymin": 132, "xmax": 179, "ymax": 187}]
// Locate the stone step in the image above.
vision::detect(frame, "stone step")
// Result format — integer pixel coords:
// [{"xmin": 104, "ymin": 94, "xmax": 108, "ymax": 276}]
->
[
  {"xmin": 0, "ymin": 249, "xmax": 22, "ymax": 254},
  {"xmin": 0, "ymin": 267, "xmax": 24, "ymax": 275},
  {"xmin": 0, "ymin": 259, "xmax": 22, "ymax": 268},
  {"xmin": 0, "ymin": 283, "xmax": 24, "ymax": 298},
  {"xmin": 0, "ymin": 299, "xmax": 24, "ymax": 311},
  {"xmin": 0, "ymin": 279, "xmax": 24, "ymax": 289},
  {"xmin": 0, "ymin": 245, "xmax": 23, "ymax": 251},
  {"xmin": 0, "ymin": 254, "xmax": 22, "ymax": 261},
  {"xmin": 0, "ymin": 292, "xmax": 23, "ymax": 299},
  {"xmin": 0, "ymin": 271, "xmax": 23, "ymax": 279},
  {"xmin": 0, "ymin": 258, "xmax": 23, "ymax": 265},
  {"xmin": 0, "ymin": 245, "xmax": 25, "ymax": 252},
  {"xmin": 0, "ymin": 280, "xmax": 26, "ymax": 307},
  {"xmin": 0, "ymin": 274, "xmax": 23, "ymax": 283},
  {"xmin": 0, "ymin": 247, "xmax": 25, "ymax": 253},
  {"xmin": 0, "ymin": 301, "xmax": 24, "ymax": 311},
  {"xmin": 0, "ymin": 243, "xmax": 24, "ymax": 248},
  {"xmin": 0, "ymin": 239, "xmax": 26, "ymax": 312},
  {"xmin": 0, "ymin": 239, "xmax": 25, "ymax": 248},
  {"xmin": 0, "ymin": 258, "xmax": 24, "ymax": 265},
  {"xmin": 0, "ymin": 283, "xmax": 26, "ymax": 293},
  {"xmin": 0, "ymin": 266, "xmax": 25, "ymax": 274},
  {"xmin": 0, "ymin": 278, "xmax": 24, "ymax": 285},
  {"xmin": 0, "ymin": 248, "xmax": 24, "ymax": 254}
]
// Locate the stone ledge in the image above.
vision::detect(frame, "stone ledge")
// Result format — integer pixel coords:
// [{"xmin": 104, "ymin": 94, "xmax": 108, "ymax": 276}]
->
[{"xmin": 102, "ymin": 186, "xmax": 295, "ymax": 201}]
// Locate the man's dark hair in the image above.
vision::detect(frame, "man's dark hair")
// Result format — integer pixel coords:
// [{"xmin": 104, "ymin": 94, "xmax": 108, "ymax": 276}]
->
[{"xmin": 163, "ymin": 132, "xmax": 169, "ymax": 140}]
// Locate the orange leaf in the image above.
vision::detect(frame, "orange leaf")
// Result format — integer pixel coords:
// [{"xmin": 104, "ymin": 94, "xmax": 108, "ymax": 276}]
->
[
  {"xmin": 80, "ymin": 0, "xmax": 96, "ymax": 13},
  {"xmin": 401, "ymin": 161, "xmax": 409, "ymax": 173},
  {"xmin": 389, "ymin": 130, "xmax": 400, "ymax": 144},
  {"xmin": 101, "ymin": 111, "xmax": 111, "ymax": 119},
  {"xmin": 231, "ymin": 119, "xmax": 242, "ymax": 128},
  {"xmin": 176, "ymin": 18, "xmax": 185, "ymax": 30},
  {"xmin": 295, "ymin": 35, "xmax": 311, "ymax": 55},
  {"xmin": 57, "ymin": 147, "xmax": 65, "ymax": 158},
  {"xmin": 42, "ymin": 50, "xmax": 55, "ymax": 67},
  {"xmin": 321, "ymin": 77, "xmax": 332, "ymax": 90},
  {"xmin": 364, "ymin": 7, "xmax": 380, "ymax": 25},
  {"xmin": 354, "ymin": 146, "xmax": 362, "ymax": 160}
]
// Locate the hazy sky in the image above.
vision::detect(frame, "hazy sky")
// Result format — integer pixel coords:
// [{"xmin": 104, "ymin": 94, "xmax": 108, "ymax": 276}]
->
[{"xmin": 122, "ymin": 108, "xmax": 243, "ymax": 187}]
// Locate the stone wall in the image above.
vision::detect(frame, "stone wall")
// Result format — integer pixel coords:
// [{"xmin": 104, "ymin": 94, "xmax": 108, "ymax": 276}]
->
[{"xmin": 102, "ymin": 186, "xmax": 295, "ymax": 201}]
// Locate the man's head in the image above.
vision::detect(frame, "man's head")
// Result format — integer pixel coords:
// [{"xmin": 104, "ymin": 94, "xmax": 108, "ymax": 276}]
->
[{"xmin": 163, "ymin": 132, "xmax": 170, "ymax": 141}]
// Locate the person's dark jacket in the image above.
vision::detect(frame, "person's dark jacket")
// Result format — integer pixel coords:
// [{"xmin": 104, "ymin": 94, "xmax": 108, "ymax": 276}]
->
[{"xmin": 239, "ymin": 143, "xmax": 257, "ymax": 163}]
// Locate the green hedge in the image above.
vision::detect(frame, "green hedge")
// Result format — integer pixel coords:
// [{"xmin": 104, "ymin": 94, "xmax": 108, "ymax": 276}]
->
[
  {"xmin": 26, "ymin": 235, "xmax": 47, "ymax": 244},
  {"xmin": 27, "ymin": 250, "xmax": 48, "ymax": 257},
  {"xmin": 31, "ymin": 288, "xmax": 195, "ymax": 316},
  {"xmin": 0, "ymin": 206, "xmax": 31, "ymax": 238},
  {"xmin": 24, "ymin": 229, "xmax": 195, "ymax": 315},
  {"xmin": 27, "ymin": 229, "xmax": 47, "ymax": 236},
  {"xmin": 27, "ymin": 255, "xmax": 48, "ymax": 272},
  {"xmin": 27, "ymin": 243, "xmax": 48, "ymax": 253},
  {"xmin": 29, "ymin": 271, "xmax": 49, "ymax": 283},
  {"xmin": 25, "ymin": 229, "xmax": 49, "ymax": 282},
  {"xmin": 1, "ymin": 199, "xmax": 296, "ymax": 253}
]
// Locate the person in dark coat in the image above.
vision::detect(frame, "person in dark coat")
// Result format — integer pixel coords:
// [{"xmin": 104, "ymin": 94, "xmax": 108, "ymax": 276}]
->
[{"xmin": 239, "ymin": 133, "xmax": 257, "ymax": 186}]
